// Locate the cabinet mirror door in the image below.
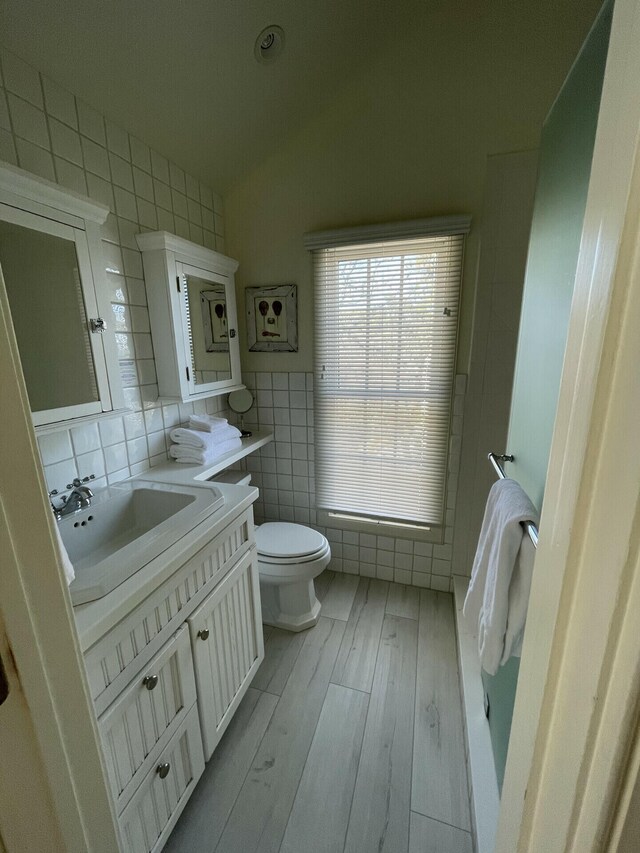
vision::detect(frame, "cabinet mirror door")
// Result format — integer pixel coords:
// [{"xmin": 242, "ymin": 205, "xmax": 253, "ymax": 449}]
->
[
  {"xmin": 178, "ymin": 262, "xmax": 239, "ymax": 392},
  {"xmin": 0, "ymin": 204, "xmax": 109, "ymax": 425}
]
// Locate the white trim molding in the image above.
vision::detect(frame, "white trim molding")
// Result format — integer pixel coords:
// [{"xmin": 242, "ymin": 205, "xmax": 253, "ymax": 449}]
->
[
  {"xmin": 303, "ymin": 214, "xmax": 472, "ymax": 250},
  {"xmin": 0, "ymin": 159, "xmax": 109, "ymax": 224},
  {"xmin": 135, "ymin": 230, "xmax": 239, "ymax": 275}
]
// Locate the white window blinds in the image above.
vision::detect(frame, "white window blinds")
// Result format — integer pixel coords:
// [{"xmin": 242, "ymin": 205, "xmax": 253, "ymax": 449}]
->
[{"xmin": 312, "ymin": 231, "xmax": 464, "ymax": 527}]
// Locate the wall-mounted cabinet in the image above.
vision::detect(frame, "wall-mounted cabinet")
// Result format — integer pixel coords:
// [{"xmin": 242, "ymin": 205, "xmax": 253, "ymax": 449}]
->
[
  {"xmin": 0, "ymin": 161, "xmax": 124, "ymax": 427},
  {"xmin": 136, "ymin": 231, "xmax": 243, "ymax": 402}
]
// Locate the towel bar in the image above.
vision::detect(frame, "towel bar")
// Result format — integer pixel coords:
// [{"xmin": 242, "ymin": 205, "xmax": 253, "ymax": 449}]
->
[{"xmin": 487, "ymin": 452, "xmax": 539, "ymax": 548}]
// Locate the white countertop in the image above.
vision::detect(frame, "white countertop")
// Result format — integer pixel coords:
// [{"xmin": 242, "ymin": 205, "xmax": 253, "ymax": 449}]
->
[
  {"xmin": 73, "ymin": 480, "xmax": 258, "ymax": 650},
  {"xmin": 141, "ymin": 429, "xmax": 273, "ymax": 486}
]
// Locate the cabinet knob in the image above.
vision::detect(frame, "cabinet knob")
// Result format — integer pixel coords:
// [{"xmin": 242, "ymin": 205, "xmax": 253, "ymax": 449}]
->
[
  {"xmin": 197, "ymin": 628, "xmax": 210, "ymax": 641},
  {"xmin": 156, "ymin": 762, "xmax": 171, "ymax": 779},
  {"xmin": 143, "ymin": 674, "xmax": 159, "ymax": 691}
]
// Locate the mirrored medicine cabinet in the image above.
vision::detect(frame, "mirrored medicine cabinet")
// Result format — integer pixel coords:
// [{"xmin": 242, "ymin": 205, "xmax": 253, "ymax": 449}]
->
[
  {"xmin": 0, "ymin": 161, "xmax": 123, "ymax": 428},
  {"xmin": 136, "ymin": 231, "xmax": 243, "ymax": 402}
]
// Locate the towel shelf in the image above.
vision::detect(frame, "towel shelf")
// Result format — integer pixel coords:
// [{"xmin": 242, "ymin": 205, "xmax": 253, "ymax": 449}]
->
[{"xmin": 488, "ymin": 452, "xmax": 539, "ymax": 548}]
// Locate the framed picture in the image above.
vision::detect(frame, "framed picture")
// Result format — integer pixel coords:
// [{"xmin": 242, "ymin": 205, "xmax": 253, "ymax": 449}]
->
[
  {"xmin": 200, "ymin": 288, "xmax": 229, "ymax": 352},
  {"xmin": 246, "ymin": 284, "xmax": 298, "ymax": 352}
]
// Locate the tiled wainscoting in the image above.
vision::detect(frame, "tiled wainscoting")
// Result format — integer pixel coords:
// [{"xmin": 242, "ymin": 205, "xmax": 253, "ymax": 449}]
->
[
  {"xmin": 239, "ymin": 371, "xmax": 466, "ymax": 593},
  {"xmin": 0, "ymin": 47, "xmax": 469, "ymax": 594},
  {"xmin": 0, "ymin": 47, "xmax": 229, "ymax": 495},
  {"xmin": 37, "ymin": 395, "xmax": 230, "ymax": 496}
]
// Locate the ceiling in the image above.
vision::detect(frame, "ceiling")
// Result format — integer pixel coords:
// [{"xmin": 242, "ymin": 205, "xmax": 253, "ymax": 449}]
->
[{"xmin": 0, "ymin": 0, "xmax": 442, "ymax": 193}]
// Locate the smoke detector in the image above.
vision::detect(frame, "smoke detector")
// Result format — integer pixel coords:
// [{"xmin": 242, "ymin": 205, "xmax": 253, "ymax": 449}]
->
[{"xmin": 255, "ymin": 25, "xmax": 285, "ymax": 64}]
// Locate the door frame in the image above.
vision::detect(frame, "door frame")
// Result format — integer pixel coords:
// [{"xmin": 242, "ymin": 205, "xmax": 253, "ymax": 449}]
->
[
  {"xmin": 0, "ymin": 267, "xmax": 119, "ymax": 849},
  {"xmin": 497, "ymin": 0, "xmax": 640, "ymax": 848}
]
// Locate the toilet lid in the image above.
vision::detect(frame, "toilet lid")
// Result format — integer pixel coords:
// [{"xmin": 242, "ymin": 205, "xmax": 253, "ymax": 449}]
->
[{"xmin": 255, "ymin": 522, "xmax": 327, "ymax": 559}]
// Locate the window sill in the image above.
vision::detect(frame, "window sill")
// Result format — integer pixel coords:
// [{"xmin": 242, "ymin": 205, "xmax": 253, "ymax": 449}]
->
[{"xmin": 316, "ymin": 509, "xmax": 444, "ymax": 544}]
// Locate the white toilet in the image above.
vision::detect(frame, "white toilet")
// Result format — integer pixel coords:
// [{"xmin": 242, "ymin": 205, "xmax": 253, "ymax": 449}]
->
[{"xmin": 255, "ymin": 522, "xmax": 331, "ymax": 632}]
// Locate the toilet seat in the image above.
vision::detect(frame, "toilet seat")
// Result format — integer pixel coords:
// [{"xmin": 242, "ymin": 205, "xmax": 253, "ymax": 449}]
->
[
  {"xmin": 258, "ymin": 542, "xmax": 330, "ymax": 565},
  {"xmin": 255, "ymin": 522, "xmax": 326, "ymax": 560}
]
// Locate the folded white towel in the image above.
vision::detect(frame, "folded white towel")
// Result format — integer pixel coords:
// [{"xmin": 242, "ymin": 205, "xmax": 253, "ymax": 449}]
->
[
  {"xmin": 189, "ymin": 414, "xmax": 229, "ymax": 433},
  {"xmin": 463, "ymin": 478, "xmax": 539, "ymax": 675},
  {"xmin": 169, "ymin": 437, "xmax": 243, "ymax": 465},
  {"xmin": 169, "ymin": 425, "xmax": 241, "ymax": 449},
  {"xmin": 53, "ymin": 522, "xmax": 75, "ymax": 586}
]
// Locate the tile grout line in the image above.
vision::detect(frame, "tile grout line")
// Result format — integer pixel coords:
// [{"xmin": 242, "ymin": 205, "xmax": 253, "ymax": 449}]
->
[
  {"xmin": 409, "ymin": 807, "xmax": 473, "ymax": 836},
  {"xmin": 407, "ymin": 591, "xmax": 421, "ymax": 853},
  {"xmin": 327, "ymin": 680, "xmax": 371, "ymax": 696},
  {"xmin": 212, "ymin": 688, "xmax": 277, "ymax": 853},
  {"xmin": 278, "ymin": 619, "xmax": 345, "ymax": 853},
  {"xmin": 212, "ymin": 612, "xmax": 321, "ymax": 853},
  {"xmin": 334, "ymin": 685, "xmax": 371, "ymax": 853},
  {"xmin": 214, "ymin": 615, "xmax": 341, "ymax": 853},
  {"xmin": 339, "ymin": 579, "xmax": 390, "ymax": 853}
]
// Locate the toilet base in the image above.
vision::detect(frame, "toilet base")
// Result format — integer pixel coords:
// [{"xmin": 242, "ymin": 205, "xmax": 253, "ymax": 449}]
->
[{"xmin": 259, "ymin": 577, "xmax": 321, "ymax": 632}]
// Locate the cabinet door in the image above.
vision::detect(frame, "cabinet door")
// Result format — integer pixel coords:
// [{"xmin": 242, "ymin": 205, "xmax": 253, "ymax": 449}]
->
[
  {"xmin": 188, "ymin": 548, "xmax": 264, "ymax": 759},
  {"xmin": 98, "ymin": 624, "xmax": 197, "ymax": 813},
  {"xmin": 0, "ymin": 202, "xmax": 117, "ymax": 425},
  {"xmin": 177, "ymin": 260, "xmax": 242, "ymax": 397}
]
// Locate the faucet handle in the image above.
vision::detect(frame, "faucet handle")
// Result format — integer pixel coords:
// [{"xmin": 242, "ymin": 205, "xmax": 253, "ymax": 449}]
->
[{"xmin": 66, "ymin": 474, "xmax": 96, "ymax": 489}]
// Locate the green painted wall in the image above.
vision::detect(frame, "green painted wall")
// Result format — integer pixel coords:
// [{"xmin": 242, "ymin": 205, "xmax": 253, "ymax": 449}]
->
[
  {"xmin": 483, "ymin": 657, "xmax": 520, "ymax": 793},
  {"xmin": 487, "ymin": 0, "xmax": 612, "ymax": 794},
  {"xmin": 506, "ymin": 0, "xmax": 613, "ymax": 510}
]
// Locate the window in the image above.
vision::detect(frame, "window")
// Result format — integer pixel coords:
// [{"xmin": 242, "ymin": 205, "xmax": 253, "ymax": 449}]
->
[{"xmin": 306, "ymin": 218, "xmax": 468, "ymax": 532}]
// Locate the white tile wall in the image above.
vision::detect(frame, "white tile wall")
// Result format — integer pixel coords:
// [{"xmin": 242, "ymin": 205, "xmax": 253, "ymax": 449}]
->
[
  {"xmin": 0, "ymin": 46, "xmax": 227, "ymax": 494},
  {"xmin": 236, "ymin": 371, "xmax": 466, "ymax": 592},
  {"xmin": 2, "ymin": 46, "xmax": 474, "ymax": 594}
]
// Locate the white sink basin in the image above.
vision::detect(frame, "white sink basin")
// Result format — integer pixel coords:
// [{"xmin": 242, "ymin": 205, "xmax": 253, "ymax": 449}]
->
[{"xmin": 63, "ymin": 480, "xmax": 224, "ymax": 604}]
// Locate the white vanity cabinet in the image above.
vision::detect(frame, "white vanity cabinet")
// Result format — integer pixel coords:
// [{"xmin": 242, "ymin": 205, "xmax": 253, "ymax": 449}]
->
[
  {"xmin": 79, "ymin": 493, "xmax": 264, "ymax": 852},
  {"xmin": 135, "ymin": 230, "xmax": 243, "ymax": 402}
]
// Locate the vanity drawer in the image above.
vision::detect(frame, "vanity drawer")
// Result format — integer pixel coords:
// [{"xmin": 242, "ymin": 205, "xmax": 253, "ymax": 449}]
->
[
  {"xmin": 118, "ymin": 703, "xmax": 204, "ymax": 853},
  {"xmin": 85, "ymin": 508, "xmax": 253, "ymax": 714},
  {"xmin": 99, "ymin": 624, "xmax": 197, "ymax": 813}
]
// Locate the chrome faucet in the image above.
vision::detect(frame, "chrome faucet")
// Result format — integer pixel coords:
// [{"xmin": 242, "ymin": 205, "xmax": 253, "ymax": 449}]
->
[{"xmin": 51, "ymin": 476, "xmax": 95, "ymax": 520}]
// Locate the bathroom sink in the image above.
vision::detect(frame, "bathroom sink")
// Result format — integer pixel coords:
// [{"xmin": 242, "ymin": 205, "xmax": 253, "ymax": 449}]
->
[{"xmin": 62, "ymin": 480, "xmax": 224, "ymax": 605}]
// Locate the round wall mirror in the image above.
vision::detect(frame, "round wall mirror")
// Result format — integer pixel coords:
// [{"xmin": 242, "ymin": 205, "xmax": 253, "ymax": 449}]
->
[{"xmin": 228, "ymin": 388, "xmax": 254, "ymax": 436}]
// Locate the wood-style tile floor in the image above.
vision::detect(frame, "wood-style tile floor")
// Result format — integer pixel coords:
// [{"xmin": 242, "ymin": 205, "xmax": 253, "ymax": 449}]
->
[{"xmin": 166, "ymin": 571, "xmax": 472, "ymax": 853}]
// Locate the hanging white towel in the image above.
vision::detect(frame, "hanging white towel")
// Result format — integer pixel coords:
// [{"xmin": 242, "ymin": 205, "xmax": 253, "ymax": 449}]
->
[
  {"xmin": 463, "ymin": 478, "xmax": 539, "ymax": 675},
  {"xmin": 504, "ymin": 535, "xmax": 536, "ymax": 661},
  {"xmin": 169, "ymin": 424, "xmax": 241, "ymax": 449},
  {"xmin": 53, "ymin": 522, "xmax": 75, "ymax": 586}
]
